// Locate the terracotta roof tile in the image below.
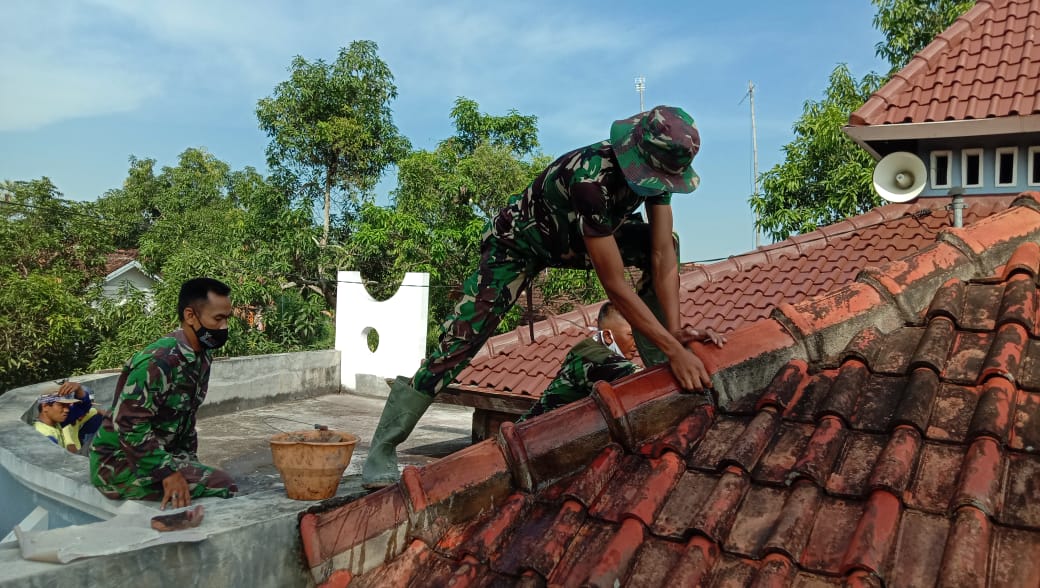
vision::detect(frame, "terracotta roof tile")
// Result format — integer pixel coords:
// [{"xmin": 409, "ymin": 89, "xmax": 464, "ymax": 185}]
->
[
  {"xmin": 102, "ymin": 248, "xmax": 139, "ymax": 275},
  {"xmin": 852, "ymin": 0, "xmax": 1040, "ymax": 125},
  {"xmin": 454, "ymin": 196, "xmax": 1017, "ymax": 400},
  {"xmin": 301, "ymin": 200, "xmax": 1040, "ymax": 586}
]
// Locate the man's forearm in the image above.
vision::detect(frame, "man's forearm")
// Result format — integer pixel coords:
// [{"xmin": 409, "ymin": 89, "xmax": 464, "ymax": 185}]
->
[
  {"xmin": 645, "ymin": 204, "xmax": 681, "ymax": 335},
  {"xmin": 652, "ymin": 252, "xmax": 681, "ymax": 334},
  {"xmin": 603, "ymin": 279, "xmax": 684, "ymax": 358}
]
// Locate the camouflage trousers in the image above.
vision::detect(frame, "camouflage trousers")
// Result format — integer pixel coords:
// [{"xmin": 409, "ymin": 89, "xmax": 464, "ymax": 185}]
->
[
  {"xmin": 412, "ymin": 219, "xmax": 678, "ymax": 397},
  {"xmin": 90, "ymin": 451, "xmax": 237, "ymax": 501},
  {"xmin": 518, "ymin": 338, "xmax": 639, "ymax": 421}
]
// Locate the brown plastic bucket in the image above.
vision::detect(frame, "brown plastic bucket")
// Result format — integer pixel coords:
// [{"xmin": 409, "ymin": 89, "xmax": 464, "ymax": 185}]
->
[{"xmin": 269, "ymin": 429, "xmax": 358, "ymax": 500}]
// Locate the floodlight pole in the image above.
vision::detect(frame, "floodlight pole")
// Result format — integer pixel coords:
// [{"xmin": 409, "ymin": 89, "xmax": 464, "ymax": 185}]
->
[{"xmin": 635, "ymin": 76, "xmax": 645, "ymax": 112}]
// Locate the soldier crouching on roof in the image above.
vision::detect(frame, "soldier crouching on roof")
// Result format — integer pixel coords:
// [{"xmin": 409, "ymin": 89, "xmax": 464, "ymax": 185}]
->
[{"xmin": 363, "ymin": 105, "xmax": 716, "ymax": 489}]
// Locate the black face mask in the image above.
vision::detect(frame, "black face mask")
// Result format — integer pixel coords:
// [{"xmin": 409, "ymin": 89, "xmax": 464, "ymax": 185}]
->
[{"xmin": 190, "ymin": 308, "xmax": 229, "ymax": 350}]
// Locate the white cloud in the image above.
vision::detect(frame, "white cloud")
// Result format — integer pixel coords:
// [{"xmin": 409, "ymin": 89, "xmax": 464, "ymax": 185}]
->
[
  {"xmin": 0, "ymin": 58, "xmax": 159, "ymax": 132},
  {"xmin": 0, "ymin": 1, "xmax": 163, "ymax": 131},
  {"xmin": 0, "ymin": 0, "xmax": 736, "ymax": 136}
]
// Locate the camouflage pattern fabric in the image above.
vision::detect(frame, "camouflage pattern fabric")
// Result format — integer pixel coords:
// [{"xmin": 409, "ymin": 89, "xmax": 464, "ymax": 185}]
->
[
  {"xmin": 412, "ymin": 214, "xmax": 679, "ymax": 397},
  {"xmin": 610, "ymin": 106, "xmax": 701, "ymax": 195},
  {"xmin": 90, "ymin": 453, "xmax": 235, "ymax": 501},
  {"xmin": 491, "ymin": 139, "xmax": 671, "ymax": 268},
  {"xmin": 90, "ymin": 329, "xmax": 236, "ymax": 500},
  {"xmin": 518, "ymin": 338, "xmax": 638, "ymax": 422}
]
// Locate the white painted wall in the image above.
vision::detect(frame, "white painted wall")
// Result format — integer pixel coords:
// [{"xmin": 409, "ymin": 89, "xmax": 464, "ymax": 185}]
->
[
  {"xmin": 101, "ymin": 265, "xmax": 156, "ymax": 302},
  {"xmin": 336, "ymin": 271, "xmax": 429, "ymax": 392}
]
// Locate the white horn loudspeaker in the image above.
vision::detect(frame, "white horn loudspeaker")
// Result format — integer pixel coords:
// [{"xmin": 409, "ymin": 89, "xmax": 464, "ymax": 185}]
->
[{"xmin": 872, "ymin": 151, "xmax": 926, "ymax": 203}]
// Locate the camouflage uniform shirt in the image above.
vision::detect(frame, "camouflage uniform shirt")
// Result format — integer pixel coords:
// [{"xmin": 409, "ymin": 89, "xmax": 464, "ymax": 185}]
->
[
  {"xmin": 492, "ymin": 140, "xmax": 671, "ymax": 268},
  {"xmin": 519, "ymin": 337, "xmax": 639, "ymax": 421},
  {"xmin": 91, "ymin": 329, "xmax": 211, "ymax": 483}
]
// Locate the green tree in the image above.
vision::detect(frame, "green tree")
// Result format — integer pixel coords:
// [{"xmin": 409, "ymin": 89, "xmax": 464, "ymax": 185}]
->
[
  {"xmin": 447, "ymin": 97, "xmax": 539, "ymax": 157},
  {"xmin": 95, "ymin": 156, "xmax": 163, "ymax": 249},
  {"xmin": 343, "ymin": 99, "xmax": 558, "ymax": 349},
  {"xmin": 752, "ymin": 0, "xmax": 974, "ymax": 241},
  {"xmin": 752, "ymin": 66, "xmax": 884, "ymax": 241},
  {"xmin": 89, "ymin": 149, "xmax": 334, "ymax": 371},
  {"xmin": 873, "ymin": 0, "xmax": 976, "ymax": 71},
  {"xmin": 256, "ymin": 41, "xmax": 410, "ymax": 247},
  {"xmin": 0, "ymin": 179, "xmax": 111, "ymax": 391}
]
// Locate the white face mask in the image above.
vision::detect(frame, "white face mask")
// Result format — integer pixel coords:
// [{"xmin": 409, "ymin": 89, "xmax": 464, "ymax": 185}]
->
[{"xmin": 592, "ymin": 329, "xmax": 624, "ymax": 357}]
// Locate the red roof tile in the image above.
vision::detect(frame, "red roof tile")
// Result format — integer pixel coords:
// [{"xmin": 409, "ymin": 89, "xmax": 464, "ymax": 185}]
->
[
  {"xmin": 852, "ymin": 0, "xmax": 1040, "ymax": 126},
  {"xmin": 454, "ymin": 195, "xmax": 1016, "ymax": 399},
  {"xmin": 301, "ymin": 193, "xmax": 1040, "ymax": 586},
  {"xmin": 103, "ymin": 248, "xmax": 139, "ymax": 275}
]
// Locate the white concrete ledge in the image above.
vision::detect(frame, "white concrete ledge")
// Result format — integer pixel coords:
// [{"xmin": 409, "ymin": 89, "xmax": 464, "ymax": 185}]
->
[{"xmin": 0, "ymin": 350, "xmax": 350, "ymax": 587}]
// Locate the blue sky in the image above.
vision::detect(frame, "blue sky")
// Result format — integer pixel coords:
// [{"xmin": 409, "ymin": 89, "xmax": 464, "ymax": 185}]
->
[{"xmin": 0, "ymin": 0, "xmax": 888, "ymax": 263}]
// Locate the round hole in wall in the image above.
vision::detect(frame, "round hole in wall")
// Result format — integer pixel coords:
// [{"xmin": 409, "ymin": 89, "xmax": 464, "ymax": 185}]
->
[{"xmin": 362, "ymin": 327, "xmax": 379, "ymax": 352}]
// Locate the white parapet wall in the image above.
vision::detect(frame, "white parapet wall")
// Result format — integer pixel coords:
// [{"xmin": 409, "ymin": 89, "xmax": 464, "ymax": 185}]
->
[{"xmin": 336, "ymin": 271, "xmax": 430, "ymax": 393}]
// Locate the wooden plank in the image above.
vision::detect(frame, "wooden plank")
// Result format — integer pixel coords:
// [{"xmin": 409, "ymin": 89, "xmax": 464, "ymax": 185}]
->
[{"xmin": 436, "ymin": 387, "xmax": 535, "ymax": 414}]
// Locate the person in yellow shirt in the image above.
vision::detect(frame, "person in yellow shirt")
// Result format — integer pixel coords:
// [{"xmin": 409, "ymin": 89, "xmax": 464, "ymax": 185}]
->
[
  {"xmin": 34, "ymin": 394, "xmax": 82, "ymax": 453},
  {"xmin": 54, "ymin": 380, "xmax": 108, "ymax": 449}
]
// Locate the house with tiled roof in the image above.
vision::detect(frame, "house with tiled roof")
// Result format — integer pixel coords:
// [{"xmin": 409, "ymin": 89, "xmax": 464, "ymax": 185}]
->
[
  {"xmin": 440, "ymin": 0, "xmax": 1040, "ymax": 441},
  {"xmin": 100, "ymin": 249, "xmax": 158, "ymax": 303},
  {"xmin": 302, "ymin": 197, "xmax": 1040, "ymax": 587},
  {"xmin": 846, "ymin": 0, "xmax": 1040, "ymax": 194},
  {"xmin": 302, "ymin": 1, "xmax": 1040, "ymax": 585},
  {"xmin": 444, "ymin": 196, "xmax": 1016, "ymax": 439}
]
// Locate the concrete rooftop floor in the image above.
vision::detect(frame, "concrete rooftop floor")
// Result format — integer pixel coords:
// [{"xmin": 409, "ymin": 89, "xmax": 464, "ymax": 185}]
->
[{"xmin": 195, "ymin": 393, "xmax": 475, "ymax": 498}]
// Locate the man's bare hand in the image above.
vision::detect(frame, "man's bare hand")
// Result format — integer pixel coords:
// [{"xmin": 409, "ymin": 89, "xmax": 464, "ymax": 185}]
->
[
  {"xmin": 697, "ymin": 327, "xmax": 726, "ymax": 347},
  {"xmin": 160, "ymin": 471, "xmax": 191, "ymax": 511},
  {"xmin": 151, "ymin": 505, "xmax": 205, "ymax": 532},
  {"xmin": 674, "ymin": 326, "xmax": 727, "ymax": 347},
  {"xmin": 667, "ymin": 347, "xmax": 713, "ymax": 392},
  {"xmin": 56, "ymin": 381, "xmax": 86, "ymax": 399}
]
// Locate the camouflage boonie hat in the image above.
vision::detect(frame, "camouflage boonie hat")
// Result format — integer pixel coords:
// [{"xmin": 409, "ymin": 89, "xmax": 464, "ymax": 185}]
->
[{"xmin": 610, "ymin": 105, "xmax": 700, "ymax": 195}]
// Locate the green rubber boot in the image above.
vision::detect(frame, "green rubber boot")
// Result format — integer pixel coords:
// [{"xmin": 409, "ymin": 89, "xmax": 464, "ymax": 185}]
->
[{"xmin": 361, "ymin": 376, "xmax": 434, "ymax": 489}]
